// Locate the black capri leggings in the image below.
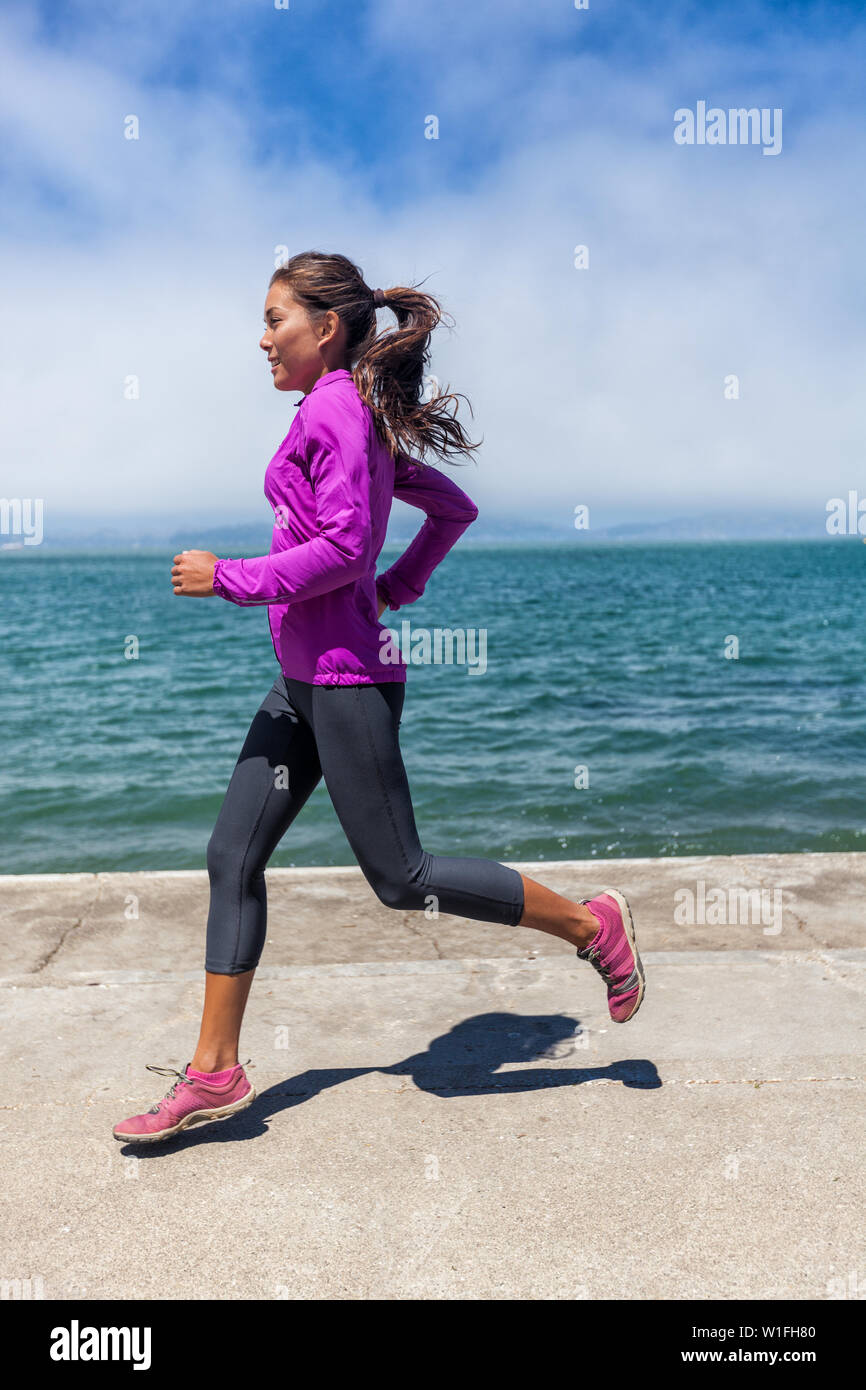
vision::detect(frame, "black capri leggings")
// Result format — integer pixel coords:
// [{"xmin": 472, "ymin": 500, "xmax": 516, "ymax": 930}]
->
[{"xmin": 205, "ymin": 674, "xmax": 526, "ymax": 973}]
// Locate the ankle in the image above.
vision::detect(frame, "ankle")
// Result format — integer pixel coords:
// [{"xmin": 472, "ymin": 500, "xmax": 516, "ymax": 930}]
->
[
  {"xmin": 190, "ymin": 1052, "xmax": 240, "ymax": 1075},
  {"xmin": 569, "ymin": 903, "xmax": 602, "ymax": 949}
]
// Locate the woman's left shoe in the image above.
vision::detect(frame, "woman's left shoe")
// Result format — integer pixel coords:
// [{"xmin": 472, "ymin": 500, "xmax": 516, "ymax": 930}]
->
[
  {"xmin": 113, "ymin": 1061, "xmax": 256, "ymax": 1143},
  {"xmin": 576, "ymin": 889, "xmax": 645, "ymax": 1023}
]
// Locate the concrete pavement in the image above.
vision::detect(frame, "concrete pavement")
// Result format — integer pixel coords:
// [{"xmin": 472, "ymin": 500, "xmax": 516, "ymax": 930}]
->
[{"xmin": 0, "ymin": 853, "xmax": 863, "ymax": 1300}]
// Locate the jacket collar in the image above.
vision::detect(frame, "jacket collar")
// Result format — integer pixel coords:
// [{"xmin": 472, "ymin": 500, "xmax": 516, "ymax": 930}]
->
[
  {"xmin": 308, "ymin": 368, "xmax": 353, "ymax": 394},
  {"xmin": 292, "ymin": 368, "xmax": 353, "ymax": 408}
]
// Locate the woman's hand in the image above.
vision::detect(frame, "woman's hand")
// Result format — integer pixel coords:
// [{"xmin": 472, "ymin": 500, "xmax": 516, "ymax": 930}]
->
[
  {"xmin": 171, "ymin": 550, "xmax": 219, "ymax": 597},
  {"xmin": 377, "ymin": 595, "xmax": 388, "ymax": 619}
]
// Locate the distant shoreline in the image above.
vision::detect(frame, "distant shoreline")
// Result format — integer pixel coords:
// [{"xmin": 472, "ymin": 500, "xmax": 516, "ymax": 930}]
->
[{"xmin": 1, "ymin": 534, "xmax": 859, "ymax": 557}]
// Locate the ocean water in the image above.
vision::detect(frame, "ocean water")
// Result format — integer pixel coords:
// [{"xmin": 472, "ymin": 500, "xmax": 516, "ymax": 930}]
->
[{"xmin": 0, "ymin": 540, "xmax": 863, "ymax": 875}]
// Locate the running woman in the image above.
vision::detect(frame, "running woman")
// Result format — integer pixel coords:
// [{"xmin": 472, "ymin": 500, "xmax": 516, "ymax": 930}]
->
[{"xmin": 113, "ymin": 251, "xmax": 645, "ymax": 1143}]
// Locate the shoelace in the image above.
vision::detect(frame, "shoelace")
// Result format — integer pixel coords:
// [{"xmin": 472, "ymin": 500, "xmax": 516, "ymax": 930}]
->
[
  {"xmin": 576, "ymin": 898, "xmax": 618, "ymax": 987},
  {"xmin": 578, "ymin": 942, "xmax": 618, "ymax": 988},
  {"xmin": 145, "ymin": 1064, "xmax": 194, "ymax": 1114},
  {"xmin": 577, "ymin": 897, "xmax": 641, "ymax": 1001},
  {"xmin": 579, "ymin": 941, "xmax": 640, "ymax": 998},
  {"xmin": 145, "ymin": 1060, "xmax": 252, "ymax": 1114}
]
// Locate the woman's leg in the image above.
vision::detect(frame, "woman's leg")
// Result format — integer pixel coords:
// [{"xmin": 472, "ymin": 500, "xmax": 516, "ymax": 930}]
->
[
  {"xmin": 516, "ymin": 875, "xmax": 601, "ymax": 948},
  {"xmin": 304, "ymin": 680, "xmax": 600, "ymax": 947},
  {"xmin": 190, "ymin": 677, "xmax": 323, "ymax": 1072},
  {"xmin": 190, "ymin": 968, "xmax": 256, "ymax": 1074}
]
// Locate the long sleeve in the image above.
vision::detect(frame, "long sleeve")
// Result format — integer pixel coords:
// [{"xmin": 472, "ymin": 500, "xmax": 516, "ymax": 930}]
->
[
  {"xmin": 212, "ymin": 391, "xmax": 373, "ymax": 607},
  {"xmin": 375, "ymin": 453, "xmax": 478, "ymax": 611}
]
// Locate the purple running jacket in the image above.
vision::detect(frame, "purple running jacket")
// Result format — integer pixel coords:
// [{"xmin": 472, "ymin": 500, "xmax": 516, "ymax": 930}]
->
[{"xmin": 211, "ymin": 368, "xmax": 479, "ymax": 685}]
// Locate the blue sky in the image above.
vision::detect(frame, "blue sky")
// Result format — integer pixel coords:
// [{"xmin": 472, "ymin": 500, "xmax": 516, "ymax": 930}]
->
[{"xmin": 2, "ymin": 0, "xmax": 865, "ymax": 534}]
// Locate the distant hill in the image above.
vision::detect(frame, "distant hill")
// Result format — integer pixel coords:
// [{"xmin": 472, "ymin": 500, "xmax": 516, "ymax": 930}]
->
[
  {"xmin": 5, "ymin": 510, "xmax": 839, "ymax": 552},
  {"xmin": 588, "ymin": 514, "xmax": 832, "ymax": 542}
]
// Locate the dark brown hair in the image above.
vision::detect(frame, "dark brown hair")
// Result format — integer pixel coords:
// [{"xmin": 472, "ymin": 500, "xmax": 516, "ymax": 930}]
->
[{"xmin": 268, "ymin": 250, "xmax": 481, "ymax": 465}]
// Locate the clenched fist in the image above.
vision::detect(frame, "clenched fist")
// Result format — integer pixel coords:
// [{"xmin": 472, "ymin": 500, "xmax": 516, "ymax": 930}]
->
[{"xmin": 171, "ymin": 550, "xmax": 219, "ymax": 597}]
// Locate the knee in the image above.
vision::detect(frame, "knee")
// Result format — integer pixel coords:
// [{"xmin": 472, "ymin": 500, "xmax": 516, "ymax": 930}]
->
[
  {"xmin": 206, "ymin": 831, "xmax": 229, "ymax": 882},
  {"xmin": 371, "ymin": 871, "xmax": 420, "ymax": 912},
  {"xmin": 206, "ymin": 831, "xmax": 260, "ymax": 890}
]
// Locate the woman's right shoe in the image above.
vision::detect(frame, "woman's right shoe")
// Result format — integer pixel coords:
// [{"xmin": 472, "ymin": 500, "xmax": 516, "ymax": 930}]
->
[
  {"xmin": 113, "ymin": 1061, "xmax": 256, "ymax": 1143},
  {"xmin": 576, "ymin": 889, "xmax": 646, "ymax": 1023}
]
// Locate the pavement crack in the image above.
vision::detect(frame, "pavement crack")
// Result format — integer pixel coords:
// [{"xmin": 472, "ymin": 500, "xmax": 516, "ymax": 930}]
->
[
  {"xmin": 31, "ymin": 917, "xmax": 83, "ymax": 974},
  {"xmin": 676, "ymin": 1074, "xmax": 862, "ymax": 1087},
  {"xmin": 28, "ymin": 877, "xmax": 104, "ymax": 976},
  {"xmin": 785, "ymin": 905, "xmax": 824, "ymax": 950},
  {"xmin": 812, "ymin": 952, "xmax": 866, "ymax": 995},
  {"xmin": 401, "ymin": 914, "xmax": 444, "ymax": 959},
  {"xmin": 771, "ymin": 949, "xmax": 866, "ymax": 995},
  {"xmin": 268, "ymin": 1073, "xmax": 862, "ymax": 1097}
]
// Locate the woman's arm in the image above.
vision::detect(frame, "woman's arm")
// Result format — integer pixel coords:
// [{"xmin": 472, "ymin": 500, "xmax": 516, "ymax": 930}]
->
[
  {"xmin": 211, "ymin": 392, "xmax": 373, "ymax": 607},
  {"xmin": 375, "ymin": 453, "xmax": 479, "ymax": 612}
]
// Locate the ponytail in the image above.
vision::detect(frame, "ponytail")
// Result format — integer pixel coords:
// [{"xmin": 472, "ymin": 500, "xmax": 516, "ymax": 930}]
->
[{"xmin": 268, "ymin": 250, "xmax": 481, "ymax": 465}]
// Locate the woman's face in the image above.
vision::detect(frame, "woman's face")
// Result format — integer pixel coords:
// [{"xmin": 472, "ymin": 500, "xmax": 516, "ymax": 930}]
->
[{"xmin": 260, "ymin": 283, "xmax": 342, "ymax": 393}]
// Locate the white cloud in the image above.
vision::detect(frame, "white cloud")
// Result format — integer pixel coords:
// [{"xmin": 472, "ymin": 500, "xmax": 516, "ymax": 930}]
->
[{"xmin": 1, "ymin": 1, "xmax": 863, "ymax": 533}]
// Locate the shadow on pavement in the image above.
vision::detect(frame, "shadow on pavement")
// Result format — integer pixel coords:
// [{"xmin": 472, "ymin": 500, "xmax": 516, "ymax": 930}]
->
[{"xmin": 121, "ymin": 1012, "xmax": 661, "ymax": 1156}]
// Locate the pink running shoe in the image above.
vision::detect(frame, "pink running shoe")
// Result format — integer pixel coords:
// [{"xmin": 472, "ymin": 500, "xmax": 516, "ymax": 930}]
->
[
  {"xmin": 576, "ymin": 889, "xmax": 645, "ymax": 1023},
  {"xmin": 113, "ymin": 1061, "xmax": 256, "ymax": 1143}
]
